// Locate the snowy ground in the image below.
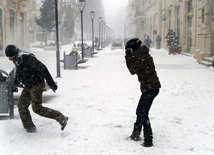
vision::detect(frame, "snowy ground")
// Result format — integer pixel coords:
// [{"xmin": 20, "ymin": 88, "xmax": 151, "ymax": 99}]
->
[{"xmin": 0, "ymin": 43, "xmax": 214, "ymax": 155}]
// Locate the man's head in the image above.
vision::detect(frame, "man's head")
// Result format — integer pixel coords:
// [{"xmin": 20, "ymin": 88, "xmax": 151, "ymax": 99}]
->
[
  {"xmin": 125, "ymin": 38, "xmax": 142, "ymax": 52},
  {"xmin": 5, "ymin": 45, "xmax": 18, "ymax": 61}
]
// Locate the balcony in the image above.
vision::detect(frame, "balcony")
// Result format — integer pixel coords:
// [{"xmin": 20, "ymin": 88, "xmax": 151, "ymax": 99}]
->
[{"xmin": 135, "ymin": 11, "xmax": 145, "ymax": 20}]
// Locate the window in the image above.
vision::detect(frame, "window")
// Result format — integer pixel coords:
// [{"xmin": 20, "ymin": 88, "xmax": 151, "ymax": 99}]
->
[
  {"xmin": 169, "ymin": 10, "xmax": 171, "ymax": 29},
  {"xmin": 187, "ymin": 0, "xmax": 192, "ymax": 13},
  {"xmin": 9, "ymin": 9, "xmax": 15, "ymax": 43},
  {"xmin": 177, "ymin": 6, "xmax": 180, "ymax": 41},
  {"xmin": 20, "ymin": 12, "xmax": 24, "ymax": 46},
  {"xmin": 202, "ymin": 7, "xmax": 204, "ymax": 23}
]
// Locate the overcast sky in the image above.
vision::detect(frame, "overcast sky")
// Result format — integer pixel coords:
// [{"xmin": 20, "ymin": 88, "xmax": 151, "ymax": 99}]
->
[{"xmin": 103, "ymin": 0, "xmax": 129, "ymax": 38}]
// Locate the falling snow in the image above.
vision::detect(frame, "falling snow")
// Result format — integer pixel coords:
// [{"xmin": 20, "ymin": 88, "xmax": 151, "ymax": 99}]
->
[{"xmin": 0, "ymin": 43, "xmax": 214, "ymax": 155}]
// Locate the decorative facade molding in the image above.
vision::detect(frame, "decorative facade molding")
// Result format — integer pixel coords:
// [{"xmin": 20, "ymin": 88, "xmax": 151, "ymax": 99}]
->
[
  {"xmin": 0, "ymin": 0, "xmax": 37, "ymax": 55},
  {"xmin": 127, "ymin": 0, "xmax": 214, "ymax": 60}
]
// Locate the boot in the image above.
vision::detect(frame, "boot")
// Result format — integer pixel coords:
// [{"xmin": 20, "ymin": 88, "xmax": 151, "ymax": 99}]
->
[
  {"xmin": 129, "ymin": 123, "xmax": 142, "ymax": 141},
  {"xmin": 59, "ymin": 116, "xmax": 69, "ymax": 130},
  {"xmin": 26, "ymin": 125, "xmax": 37, "ymax": 133},
  {"xmin": 142, "ymin": 128, "xmax": 153, "ymax": 147}
]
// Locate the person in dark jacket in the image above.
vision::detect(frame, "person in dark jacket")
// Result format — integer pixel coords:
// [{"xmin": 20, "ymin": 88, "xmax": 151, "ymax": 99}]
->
[
  {"xmin": 156, "ymin": 35, "xmax": 161, "ymax": 49},
  {"xmin": 213, "ymin": 57, "xmax": 214, "ymax": 67},
  {"xmin": 125, "ymin": 38, "xmax": 161, "ymax": 147},
  {"xmin": 5, "ymin": 45, "xmax": 68, "ymax": 133},
  {"xmin": 144, "ymin": 36, "xmax": 152, "ymax": 49}
]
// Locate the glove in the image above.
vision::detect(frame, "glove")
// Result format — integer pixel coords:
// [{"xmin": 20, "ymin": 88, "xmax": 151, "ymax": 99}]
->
[
  {"xmin": 17, "ymin": 84, "xmax": 24, "ymax": 88},
  {"xmin": 50, "ymin": 83, "xmax": 58, "ymax": 92},
  {"xmin": 125, "ymin": 48, "xmax": 133, "ymax": 55},
  {"xmin": 12, "ymin": 85, "xmax": 18, "ymax": 92}
]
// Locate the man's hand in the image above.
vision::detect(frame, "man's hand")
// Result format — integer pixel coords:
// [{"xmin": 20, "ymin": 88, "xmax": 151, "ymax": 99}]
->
[
  {"xmin": 17, "ymin": 84, "xmax": 24, "ymax": 88},
  {"xmin": 50, "ymin": 83, "xmax": 58, "ymax": 92}
]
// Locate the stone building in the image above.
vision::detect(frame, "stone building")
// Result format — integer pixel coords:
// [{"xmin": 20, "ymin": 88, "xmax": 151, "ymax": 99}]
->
[
  {"xmin": 127, "ymin": 0, "xmax": 214, "ymax": 61},
  {"xmin": 0, "ymin": 0, "xmax": 37, "ymax": 55}
]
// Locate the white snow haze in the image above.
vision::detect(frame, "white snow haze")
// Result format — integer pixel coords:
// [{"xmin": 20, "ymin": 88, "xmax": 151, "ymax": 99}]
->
[{"xmin": 103, "ymin": 0, "xmax": 129, "ymax": 38}]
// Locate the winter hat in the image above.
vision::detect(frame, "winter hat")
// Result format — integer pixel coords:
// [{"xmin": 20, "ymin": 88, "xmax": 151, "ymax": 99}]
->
[
  {"xmin": 5, "ymin": 45, "xmax": 18, "ymax": 57},
  {"xmin": 125, "ymin": 38, "xmax": 142, "ymax": 51}
]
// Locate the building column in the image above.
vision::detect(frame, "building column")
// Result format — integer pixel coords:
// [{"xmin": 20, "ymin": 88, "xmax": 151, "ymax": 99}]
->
[
  {"xmin": 191, "ymin": 0, "xmax": 197, "ymax": 54},
  {"xmin": 179, "ymin": 0, "xmax": 187, "ymax": 52}
]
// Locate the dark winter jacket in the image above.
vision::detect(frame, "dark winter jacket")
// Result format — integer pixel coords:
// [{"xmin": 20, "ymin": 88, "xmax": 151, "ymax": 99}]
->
[
  {"xmin": 144, "ymin": 39, "xmax": 152, "ymax": 48},
  {"xmin": 13, "ymin": 49, "xmax": 56, "ymax": 89},
  {"xmin": 125, "ymin": 45, "xmax": 161, "ymax": 92},
  {"xmin": 156, "ymin": 36, "xmax": 161, "ymax": 43}
]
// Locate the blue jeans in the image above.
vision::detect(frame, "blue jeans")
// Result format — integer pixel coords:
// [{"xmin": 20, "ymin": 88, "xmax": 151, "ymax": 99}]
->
[{"xmin": 136, "ymin": 89, "xmax": 159, "ymax": 129}]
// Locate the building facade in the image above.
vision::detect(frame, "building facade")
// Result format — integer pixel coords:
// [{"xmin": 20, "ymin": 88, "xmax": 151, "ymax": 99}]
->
[
  {"xmin": 0, "ymin": 0, "xmax": 37, "ymax": 55},
  {"xmin": 127, "ymin": 0, "xmax": 214, "ymax": 61}
]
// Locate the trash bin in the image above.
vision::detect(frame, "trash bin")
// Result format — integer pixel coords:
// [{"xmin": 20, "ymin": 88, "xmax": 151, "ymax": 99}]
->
[
  {"xmin": 0, "ymin": 69, "xmax": 14, "ymax": 119},
  {"xmin": 84, "ymin": 47, "xmax": 92, "ymax": 58},
  {"xmin": 64, "ymin": 51, "xmax": 80, "ymax": 70}
]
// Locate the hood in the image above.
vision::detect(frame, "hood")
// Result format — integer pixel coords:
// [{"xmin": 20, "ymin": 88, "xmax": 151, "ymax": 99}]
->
[{"xmin": 134, "ymin": 45, "xmax": 149, "ymax": 56}]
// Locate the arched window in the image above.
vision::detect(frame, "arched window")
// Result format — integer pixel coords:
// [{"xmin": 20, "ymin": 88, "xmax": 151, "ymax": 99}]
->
[
  {"xmin": 177, "ymin": 6, "xmax": 180, "ymax": 42},
  {"xmin": 20, "ymin": 12, "xmax": 24, "ymax": 46},
  {"xmin": 169, "ymin": 10, "xmax": 171, "ymax": 30},
  {"xmin": 202, "ymin": 7, "xmax": 205, "ymax": 23},
  {"xmin": 9, "ymin": 9, "xmax": 15, "ymax": 43},
  {"xmin": 0, "ymin": 8, "xmax": 3, "ymax": 50}
]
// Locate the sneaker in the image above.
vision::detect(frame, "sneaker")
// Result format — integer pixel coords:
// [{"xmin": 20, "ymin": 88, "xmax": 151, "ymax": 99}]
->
[
  {"xmin": 26, "ymin": 126, "xmax": 37, "ymax": 133},
  {"xmin": 59, "ymin": 116, "xmax": 68, "ymax": 130}
]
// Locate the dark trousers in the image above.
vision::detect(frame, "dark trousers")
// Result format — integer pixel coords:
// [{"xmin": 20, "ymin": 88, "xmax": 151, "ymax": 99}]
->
[
  {"xmin": 136, "ymin": 89, "xmax": 159, "ymax": 129},
  {"xmin": 18, "ymin": 82, "xmax": 64, "ymax": 129},
  {"xmin": 157, "ymin": 42, "xmax": 161, "ymax": 49}
]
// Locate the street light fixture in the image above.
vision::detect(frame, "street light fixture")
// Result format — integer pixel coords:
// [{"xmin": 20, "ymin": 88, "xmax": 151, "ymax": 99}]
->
[
  {"xmin": 77, "ymin": 0, "xmax": 86, "ymax": 59},
  {"xmin": 106, "ymin": 26, "xmax": 111, "ymax": 44},
  {"xmin": 89, "ymin": 11, "xmax": 95, "ymax": 52}
]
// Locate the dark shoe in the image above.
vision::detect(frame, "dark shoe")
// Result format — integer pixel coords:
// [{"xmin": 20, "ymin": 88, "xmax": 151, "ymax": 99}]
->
[
  {"xmin": 129, "ymin": 123, "xmax": 142, "ymax": 141},
  {"xmin": 26, "ymin": 126, "xmax": 37, "ymax": 133},
  {"xmin": 59, "ymin": 116, "xmax": 68, "ymax": 130},
  {"xmin": 142, "ymin": 141, "xmax": 153, "ymax": 147},
  {"xmin": 142, "ymin": 128, "xmax": 153, "ymax": 147}
]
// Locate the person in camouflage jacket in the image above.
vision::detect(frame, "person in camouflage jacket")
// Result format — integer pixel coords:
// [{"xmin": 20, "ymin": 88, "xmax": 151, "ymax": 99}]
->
[
  {"xmin": 125, "ymin": 38, "xmax": 161, "ymax": 147},
  {"xmin": 5, "ymin": 45, "xmax": 68, "ymax": 133}
]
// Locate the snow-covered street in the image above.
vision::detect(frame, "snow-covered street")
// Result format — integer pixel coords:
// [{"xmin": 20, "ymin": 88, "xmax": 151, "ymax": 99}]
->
[{"xmin": 0, "ymin": 44, "xmax": 214, "ymax": 155}]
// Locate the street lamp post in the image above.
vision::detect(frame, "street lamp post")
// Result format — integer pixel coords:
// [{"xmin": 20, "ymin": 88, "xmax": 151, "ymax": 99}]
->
[
  {"xmin": 103, "ymin": 23, "xmax": 106, "ymax": 47},
  {"xmin": 101, "ymin": 22, "xmax": 105, "ymax": 48},
  {"xmin": 98, "ymin": 17, "xmax": 103, "ymax": 50},
  {"xmin": 55, "ymin": 0, "xmax": 61, "ymax": 77},
  {"xmin": 89, "ymin": 11, "xmax": 95, "ymax": 52},
  {"xmin": 106, "ymin": 26, "xmax": 110, "ymax": 45},
  {"xmin": 77, "ymin": 0, "xmax": 86, "ymax": 59}
]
